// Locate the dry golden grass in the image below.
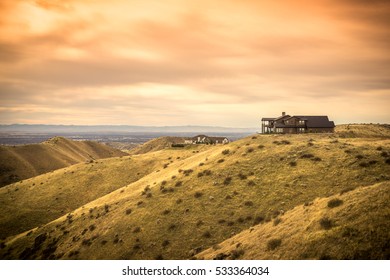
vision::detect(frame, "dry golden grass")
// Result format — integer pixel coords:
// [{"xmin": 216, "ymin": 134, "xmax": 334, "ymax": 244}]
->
[
  {"xmin": 0, "ymin": 127, "xmax": 389, "ymax": 260},
  {"xmin": 0, "ymin": 137, "xmax": 127, "ymax": 187},
  {"xmin": 196, "ymin": 181, "xmax": 390, "ymax": 260}
]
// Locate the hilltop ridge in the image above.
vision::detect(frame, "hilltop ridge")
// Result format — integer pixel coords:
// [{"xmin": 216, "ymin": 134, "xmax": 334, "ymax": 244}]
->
[{"xmin": 0, "ymin": 137, "xmax": 127, "ymax": 187}]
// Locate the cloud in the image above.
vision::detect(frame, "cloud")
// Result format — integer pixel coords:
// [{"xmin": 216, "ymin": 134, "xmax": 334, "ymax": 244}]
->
[{"xmin": 0, "ymin": 0, "xmax": 389, "ymax": 126}]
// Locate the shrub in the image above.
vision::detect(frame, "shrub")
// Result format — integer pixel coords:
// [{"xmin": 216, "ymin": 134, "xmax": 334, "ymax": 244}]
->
[
  {"xmin": 246, "ymin": 147, "xmax": 254, "ymax": 153},
  {"xmin": 176, "ymin": 198, "xmax": 183, "ymax": 204},
  {"xmin": 319, "ymin": 217, "xmax": 333, "ymax": 230},
  {"xmin": 146, "ymin": 193, "xmax": 152, "ymax": 198},
  {"xmin": 253, "ymin": 215, "xmax": 265, "ymax": 225},
  {"xmin": 289, "ymin": 161, "xmax": 297, "ymax": 167},
  {"xmin": 133, "ymin": 227, "xmax": 141, "ymax": 233},
  {"xmin": 244, "ymin": 201, "xmax": 254, "ymax": 207},
  {"xmin": 197, "ymin": 172, "xmax": 204, "ymax": 178},
  {"xmin": 327, "ymin": 198, "xmax": 343, "ymax": 208},
  {"xmin": 222, "ymin": 149, "xmax": 230, "ymax": 155},
  {"xmin": 196, "ymin": 220, "xmax": 204, "ymax": 227},
  {"xmin": 238, "ymin": 172, "xmax": 247, "ymax": 180},
  {"xmin": 104, "ymin": 204, "xmax": 110, "ymax": 213},
  {"xmin": 267, "ymin": 239, "xmax": 282, "ymax": 250},
  {"xmin": 162, "ymin": 209, "xmax": 171, "ymax": 215},
  {"xmin": 386, "ymin": 158, "xmax": 390, "ymax": 165},
  {"xmin": 89, "ymin": 224, "xmax": 96, "ymax": 231},
  {"xmin": 217, "ymin": 159, "xmax": 225, "ymax": 163},
  {"xmin": 203, "ymin": 170, "xmax": 212, "ymax": 176},
  {"xmin": 380, "ymin": 151, "xmax": 389, "ymax": 157},
  {"xmin": 223, "ymin": 177, "xmax": 232, "ymax": 185},
  {"xmin": 247, "ymin": 180, "xmax": 255, "ymax": 187},
  {"xmin": 194, "ymin": 191, "xmax": 203, "ymax": 198},
  {"xmin": 300, "ymin": 153, "xmax": 314, "ymax": 159},
  {"xmin": 227, "ymin": 221, "xmax": 235, "ymax": 226},
  {"xmin": 281, "ymin": 140, "xmax": 291, "ymax": 145},
  {"xmin": 168, "ymin": 224, "xmax": 177, "ymax": 231},
  {"xmin": 199, "ymin": 162, "xmax": 204, "ymax": 166},
  {"xmin": 312, "ymin": 157, "xmax": 322, "ymax": 162},
  {"xmin": 202, "ymin": 231, "xmax": 211, "ymax": 238},
  {"xmin": 161, "ymin": 180, "xmax": 167, "ymax": 186},
  {"xmin": 225, "ymin": 195, "xmax": 232, "ymax": 199},
  {"xmin": 258, "ymin": 144, "xmax": 265, "ymax": 149},
  {"xmin": 273, "ymin": 218, "xmax": 282, "ymax": 226},
  {"xmin": 230, "ymin": 249, "xmax": 245, "ymax": 260},
  {"xmin": 175, "ymin": 181, "xmax": 183, "ymax": 187},
  {"xmin": 183, "ymin": 169, "xmax": 194, "ymax": 176},
  {"xmin": 252, "ymin": 136, "xmax": 257, "ymax": 139},
  {"xmin": 376, "ymin": 146, "xmax": 383, "ymax": 151},
  {"xmin": 356, "ymin": 154, "xmax": 364, "ymax": 159},
  {"xmin": 359, "ymin": 162, "xmax": 369, "ymax": 167},
  {"xmin": 162, "ymin": 240, "xmax": 170, "ymax": 247},
  {"xmin": 218, "ymin": 219, "xmax": 226, "ymax": 224},
  {"xmin": 368, "ymin": 160, "xmax": 378, "ymax": 165}
]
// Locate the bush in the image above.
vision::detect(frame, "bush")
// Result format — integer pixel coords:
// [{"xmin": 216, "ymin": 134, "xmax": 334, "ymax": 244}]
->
[
  {"xmin": 386, "ymin": 158, "xmax": 390, "ymax": 165},
  {"xmin": 327, "ymin": 198, "xmax": 343, "ymax": 208},
  {"xmin": 89, "ymin": 224, "xmax": 96, "ymax": 231},
  {"xmin": 300, "ymin": 153, "xmax": 314, "ymax": 159},
  {"xmin": 217, "ymin": 159, "xmax": 225, "ymax": 163},
  {"xmin": 319, "ymin": 217, "xmax": 333, "ymax": 230},
  {"xmin": 222, "ymin": 149, "xmax": 230, "ymax": 155},
  {"xmin": 355, "ymin": 154, "xmax": 364, "ymax": 160},
  {"xmin": 252, "ymin": 136, "xmax": 257, "ymax": 139},
  {"xmin": 258, "ymin": 144, "xmax": 265, "ymax": 149},
  {"xmin": 176, "ymin": 198, "xmax": 183, "ymax": 204},
  {"xmin": 289, "ymin": 161, "xmax": 297, "ymax": 167},
  {"xmin": 312, "ymin": 157, "xmax": 322, "ymax": 162},
  {"xmin": 238, "ymin": 172, "xmax": 247, "ymax": 180},
  {"xmin": 194, "ymin": 191, "xmax": 203, "ymax": 198},
  {"xmin": 175, "ymin": 181, "xmax": 183, "ymax": 187},
  {"xmin": 273, "ymin": 218, "xmax": 282, "ymax": 226},
  {"xmin": 162, "ymin": 209, "xmax": 171, "ymax": 215},
  {"xmin": 183, "ymin": 169, "xmax": 194, "ymax": 176},
  {"xmin": 133, "ymin": 227, "xmax": 141, "ymax": 233},
  {"xmin": 380, "ymin": 151, "xmax": 389, "ymax": 157},
  {"xmin": 247, "ymin": 180, "xmax": 255, "ymax": 187},
  {"xmin": 230, "ymin": 249, "xmax": 245, "ymax": 260},
  {"xmin": 223, "ymin": 177, "xmax": 232, "ymax": 185},
  {"xmin": 253, "ymin": 215, "xmax": 265, "ymax": 225},
  {"xmin": 267, "ymin": 239, "xmax": 282, "ymax": 250},
  {"xmin": 244, "ymin": 201, "xmax": 254, "ymax": 207},
  {"xmin": 162, "ymin": 240, "xmax": 170, "ymax": 247},
  {"xmin": 246, "ymin": 147, "xmax": 254, "ymax": 153},
  {"xmin": 202, "ymin": 231, "xmax": 211, "ymax": 238}
]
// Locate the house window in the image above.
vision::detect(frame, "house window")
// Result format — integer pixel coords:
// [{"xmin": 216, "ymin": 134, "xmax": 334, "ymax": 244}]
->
[
  {"xmin": 298, "ymin": 128, "xmax": 305, "ymax": 133},
  {"xmin": 298, "ymin": 120, "xmax": 305, "ymax": 125}
]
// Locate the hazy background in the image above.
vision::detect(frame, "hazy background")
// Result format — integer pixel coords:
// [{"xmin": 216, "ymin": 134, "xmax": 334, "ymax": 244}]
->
[{"xmin": 0, "ymin": 0, "xmax": 389, "ymax": 127}]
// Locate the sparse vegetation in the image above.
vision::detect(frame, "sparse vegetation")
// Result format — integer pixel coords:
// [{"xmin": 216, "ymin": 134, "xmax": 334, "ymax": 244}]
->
[
  {"xmin": 327, "ymin": 198, "xmax": 343, "ymax": 208},
  {"xmin": 222, "ymin": 149, "xmax": 230, "ymax": 155},
  {"xmin": 319, "ymin": 217, "xmax": 333, "ymax": 230},
  {"xmin": 267, "ymin": 239, "xmax": 282, "ymax": 250}
]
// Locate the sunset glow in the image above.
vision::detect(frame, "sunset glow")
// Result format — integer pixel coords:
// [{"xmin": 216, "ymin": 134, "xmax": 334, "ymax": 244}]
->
[{"xmin": 0, "ymin": 0, "xmax": 389, "ymax": 126}]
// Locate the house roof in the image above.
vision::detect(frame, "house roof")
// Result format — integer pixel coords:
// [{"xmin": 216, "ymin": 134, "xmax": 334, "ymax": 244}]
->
[
  {"xmin": 261, "ymin": 117, "xmax": 276, "ymax": 121},
  {"xmin": 293, "ymin": 116, "xmax": 335, "ymax": 128}
]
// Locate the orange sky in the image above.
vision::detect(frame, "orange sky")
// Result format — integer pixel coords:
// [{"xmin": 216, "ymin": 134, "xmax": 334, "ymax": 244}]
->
[{"xmin": 0, "ymin": 0, "xmax": 389, "ymax": 126}]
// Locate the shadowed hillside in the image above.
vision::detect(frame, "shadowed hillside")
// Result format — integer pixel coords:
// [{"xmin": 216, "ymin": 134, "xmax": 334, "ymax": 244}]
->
[
  {"xmin": 0, "ymin": 137, "xmax": 127, "ymax": 187},
  {"xmin": 0, "ymin": 127, "xmax": 388, "ymax": 260},
  {"xmin": 196, "ymin": 181, "xmax": 390, "ymax": 260}
]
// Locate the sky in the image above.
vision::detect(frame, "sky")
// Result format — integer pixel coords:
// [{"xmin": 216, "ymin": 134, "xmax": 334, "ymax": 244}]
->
[{"xmin": 0, "ymin": 0, "xmax": 389, "ymax": 127}]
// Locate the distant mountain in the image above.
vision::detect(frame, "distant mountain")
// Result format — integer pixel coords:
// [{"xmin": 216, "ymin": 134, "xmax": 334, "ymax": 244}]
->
[{"xmin": 0, "ymin": 124, "xmax": 258, "ymax": 133}]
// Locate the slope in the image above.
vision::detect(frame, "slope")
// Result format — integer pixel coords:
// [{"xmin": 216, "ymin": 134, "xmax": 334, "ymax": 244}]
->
[
  {"xmin": 196, "ymin": 181, "xmax": 390, "ymax": 260},
  {"xmin": 0, "ymin": 145, "xmax": 211, "ymax": 239},
  {"xmin": 128, "ymin": 136, "xmax": 186, "ymax": 155},
  {"xmin": 0, "ymin": 137, "xmax": 127, "ymax": 187},
  {"xmin": 1, "ymin": 131, "xmax": 388, "ymax": 259}
]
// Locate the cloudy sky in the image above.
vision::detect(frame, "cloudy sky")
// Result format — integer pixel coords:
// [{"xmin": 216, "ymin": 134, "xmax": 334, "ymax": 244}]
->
[{"xmin": 0, "ymin": 0, "xmax": 389, "ymax": 127}]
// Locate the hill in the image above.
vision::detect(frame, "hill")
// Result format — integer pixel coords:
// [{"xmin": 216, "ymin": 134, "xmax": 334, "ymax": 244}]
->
[
  {"xmin": 336, "ymin": 124, "xmax": 390, "ymax": 138},
  {"xmin": 0, "ymin": 128, "xmax": 389, "ymax": 260},
  {"xmin": 128, "ymin": 136, "xmax": 187, "ymax": 155},
  {"xmin": 196, "ymin": 181, "xmax": 390, "ymax": 260},
  {"xmin": 0, "ymin": 137, "xmax": 127, "ymax": 187},
  {"xmin": 0, "ymin": 145, "xmax": 211, "ymax": 239}
]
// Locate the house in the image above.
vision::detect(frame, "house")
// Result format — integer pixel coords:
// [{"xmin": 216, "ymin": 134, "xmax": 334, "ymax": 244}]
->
[
  {"xmin": 261, "ymin": 112, "xmax": 335, "ymax": 134},
  {"xmin": 191, "ymin": 135, "xmax": 229, "ymax": 144}
]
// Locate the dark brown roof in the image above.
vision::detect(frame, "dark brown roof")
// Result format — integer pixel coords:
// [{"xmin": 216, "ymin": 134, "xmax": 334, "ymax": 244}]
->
[{"xmin": 293, "ymin": 116, "xmax": 335, "ymax": 128}]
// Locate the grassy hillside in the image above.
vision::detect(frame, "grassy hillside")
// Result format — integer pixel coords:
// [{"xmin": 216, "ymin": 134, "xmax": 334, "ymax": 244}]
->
[
  {"xmin": 196, "ymin": 181, "xmax": 390, "ymax": 260},
  {"xmin": 336, "ymin": 124, "xmax": 390, "ymax": 138},
  {"xmin": 1, "ymin": 130, "xmax": 388, "ymax": 260},
  {"xmin": 0, "ymin": 137, "xmax": 127, "ymax": 187},
  {"xmin": 0, "ymin": 145, "xmax": 211, "ymax": 239},
  {"xmin": 128, "ymin": 136, "xmax": 186, "ymax": 155}
]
